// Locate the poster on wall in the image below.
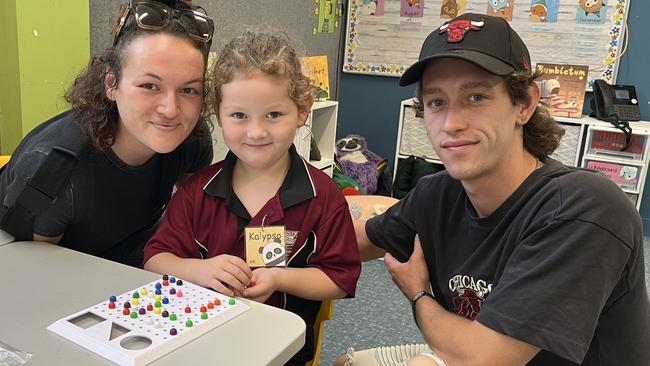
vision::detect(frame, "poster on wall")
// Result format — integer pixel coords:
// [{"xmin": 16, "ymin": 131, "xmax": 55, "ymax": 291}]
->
[
  {"xmin": 536, "ymin": 62, "xmax": 589, "ymax": 118},
  {"xmin": 343, "ymin": 0, "xmax": 630, "ymax": 87},
  {"xmin": 300, "ymin": 55, "xmax": 331, "ymax": 100}
]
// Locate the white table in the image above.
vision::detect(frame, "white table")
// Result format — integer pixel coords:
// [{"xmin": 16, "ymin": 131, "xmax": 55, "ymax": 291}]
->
[{"xmin": 0, "ymin": 241, "xmax": 305, "ymax": 365}]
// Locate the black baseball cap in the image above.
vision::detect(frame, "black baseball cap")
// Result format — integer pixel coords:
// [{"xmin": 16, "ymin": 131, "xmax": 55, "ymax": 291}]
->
[{"xmin": 399, "ymin": 13, "xmax": 532, "ymax": 86}]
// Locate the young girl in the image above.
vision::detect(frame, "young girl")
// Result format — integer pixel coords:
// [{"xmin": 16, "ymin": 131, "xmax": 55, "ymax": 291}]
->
[
  {"xmin": 144, "ymin": 31, "xmax": 361, "ymax": 365},
  {"xmin": 0, "ymin": 0, "xmax": 214, "ymax": 267}
]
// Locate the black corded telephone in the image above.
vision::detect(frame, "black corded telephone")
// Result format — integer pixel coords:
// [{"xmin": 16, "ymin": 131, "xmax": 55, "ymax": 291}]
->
[
  {"xmin": 590, "ymin": 79, "xmax": 641, "ymax": 151},
  {"xmin": 590, "ymin": 79, "xmax": 641, "ymax": 122}
]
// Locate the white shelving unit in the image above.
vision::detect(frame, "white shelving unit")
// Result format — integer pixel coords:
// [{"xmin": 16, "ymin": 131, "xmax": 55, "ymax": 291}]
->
[
  {"xmin": 393, "ymin": 98, "xmax": 442, "ymax": 177},
  {"xmin": 555, "ymin": 115, "xmax": 650, "ymax": 209},
  {"xmin": 211, "ymin": 101, "xmax": 338, "ymax": 177},
  {"xmin": 294, "ymin": 100, "xmax": 338, "ymax": 177},
  {"xmin": 395, "ymin": 98, "xmax": 650, "ymax": 210}
]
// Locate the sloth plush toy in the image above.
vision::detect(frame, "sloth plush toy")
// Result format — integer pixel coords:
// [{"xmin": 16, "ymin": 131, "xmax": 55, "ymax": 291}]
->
[{"xmin": 335, "ymin": 134, "xmax": 388, "ymax": 195}]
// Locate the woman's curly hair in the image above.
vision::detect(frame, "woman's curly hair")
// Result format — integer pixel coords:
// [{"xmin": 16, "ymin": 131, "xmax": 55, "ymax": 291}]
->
[{"xmin": 64, "ymin": 0, "xmax": 212, "ymax": 151}]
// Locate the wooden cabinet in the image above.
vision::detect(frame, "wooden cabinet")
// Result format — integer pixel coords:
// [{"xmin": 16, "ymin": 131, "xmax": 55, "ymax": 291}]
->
[{"xmin": 395, "ymin": 98, "xmax": 650, "ymax": 209}]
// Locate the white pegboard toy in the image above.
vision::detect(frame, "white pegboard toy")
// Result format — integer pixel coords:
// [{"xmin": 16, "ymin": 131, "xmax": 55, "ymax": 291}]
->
[{"xmin": 47, "ymin": 275, "xmax": 249, "ymax": 366}]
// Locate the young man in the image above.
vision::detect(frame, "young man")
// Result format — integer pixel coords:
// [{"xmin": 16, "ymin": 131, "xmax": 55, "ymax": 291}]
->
[{"xmin": 345, "ymin": 13, "xmax": 650, "ymax": 366}]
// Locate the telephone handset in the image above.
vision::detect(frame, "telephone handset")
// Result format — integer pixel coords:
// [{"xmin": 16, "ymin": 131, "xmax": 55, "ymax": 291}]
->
[
  {"xmin": 590, "ymin": 79, "xmax": 641, "ymax": 122},
  {"xmin": 590, "ymin": 79, "xmax": 641, "ymax": 151}
]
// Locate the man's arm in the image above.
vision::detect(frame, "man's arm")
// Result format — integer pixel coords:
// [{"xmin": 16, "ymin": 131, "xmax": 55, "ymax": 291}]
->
[
  {"xmin": 414, "ymin": 297, "xmax": 539, "ymax": 366},
  {"xmin": 385, "ymin": 237, "xmax": 540, "ymax": 366},
  {"xmin": 345, "ymin": 195, "xmax": 400, "ymax": 261},
  {"xmin": 354, "ymin": 219, "xmax": 386, "ymax": 261}
]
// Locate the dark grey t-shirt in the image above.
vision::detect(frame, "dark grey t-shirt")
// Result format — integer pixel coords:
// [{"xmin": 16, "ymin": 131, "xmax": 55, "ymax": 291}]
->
[
  {"xmin": 0, "ymin": 112, "xmax": 213, "ymax": 266},
  {"xmin": 367, "ymin": 159, "xmax": 650, "ymax": 365}
]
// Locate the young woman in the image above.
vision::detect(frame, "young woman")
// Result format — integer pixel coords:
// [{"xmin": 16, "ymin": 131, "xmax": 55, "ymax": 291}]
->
[{"xmin": 0, "ymin": 0, "xmax": 215, "ymax": 268}]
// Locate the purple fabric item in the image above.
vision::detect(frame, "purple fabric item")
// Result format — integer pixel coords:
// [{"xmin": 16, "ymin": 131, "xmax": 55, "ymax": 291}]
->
[{"xmin": 335, "ymin": 134, "xmax": 386, "ymax": 194}]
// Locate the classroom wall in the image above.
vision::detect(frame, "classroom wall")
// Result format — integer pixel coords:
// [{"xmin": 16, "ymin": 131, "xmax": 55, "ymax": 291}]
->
[
  {"xmin": 0, "ymin": 0, "xmax": 20, "ymax": 154},
  {"xmin": 1, "ymin": 0, "xmax": 340, "ymax": 155},
  {"xmin": 0, "ymin": 0, "xmax": 89, "ymax": 154},
  {"xmin": 89, "ymin": 0, "xmax": 343, "ymax": 98},
  {"xmin": 336, "ymin": 0, "xmax": 650, "ymax": 233}
]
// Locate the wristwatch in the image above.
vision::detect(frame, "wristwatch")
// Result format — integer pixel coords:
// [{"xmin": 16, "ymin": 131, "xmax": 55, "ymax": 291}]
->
[{"xmin": 411, "ymin": 290, "xmax": 435, "ymax": 329}]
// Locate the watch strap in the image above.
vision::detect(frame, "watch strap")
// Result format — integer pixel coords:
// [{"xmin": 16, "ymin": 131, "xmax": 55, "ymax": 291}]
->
[{"xmin": 411, "ymin": 290, "xmax": 435, "ymax": 329}]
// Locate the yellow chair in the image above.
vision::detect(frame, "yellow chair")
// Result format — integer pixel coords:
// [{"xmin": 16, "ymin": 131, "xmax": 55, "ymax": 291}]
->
[
  {"xmin": 0, "ymin": 155, "xmax": 10, "ymax": 169},
  {"xmin": 306, "ymin": 299, "xmax": 335, "ymax": 366}
]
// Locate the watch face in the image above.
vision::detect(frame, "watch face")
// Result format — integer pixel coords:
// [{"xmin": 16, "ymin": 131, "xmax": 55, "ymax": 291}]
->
[
  {"xmin": 412, "ymin": 291, "xmax": 423, "ymax": 302},
  {"xmin": 412, "ymin": 290, "xmax": 432, "ymax": 303}
]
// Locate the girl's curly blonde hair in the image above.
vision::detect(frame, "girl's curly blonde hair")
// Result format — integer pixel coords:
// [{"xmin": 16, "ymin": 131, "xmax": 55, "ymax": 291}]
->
[{"xmin": 209, "ymin": 31, "xmax": 312, "ymax": 117}]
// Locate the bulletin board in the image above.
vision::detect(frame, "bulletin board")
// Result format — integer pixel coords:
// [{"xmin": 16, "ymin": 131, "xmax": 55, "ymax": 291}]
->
[
  {"xmin": 343, "ymin": 0, "xmax": 631, "ymax": 86},
  {"xmin": 90, "ymin": 0, "xmax": 345, "ymax": 97}
]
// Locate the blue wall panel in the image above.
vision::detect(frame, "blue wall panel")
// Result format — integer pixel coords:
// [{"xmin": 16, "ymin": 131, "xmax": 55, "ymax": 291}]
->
[{"xmin": 337, "ymin": 73, "xmax": 415, "ymax": 170}]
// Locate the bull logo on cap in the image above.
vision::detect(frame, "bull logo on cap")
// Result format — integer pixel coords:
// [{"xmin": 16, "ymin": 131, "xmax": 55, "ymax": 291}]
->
[{"xmin": 439, "ymin": 19, "xmax": 484, "ymax": 43}]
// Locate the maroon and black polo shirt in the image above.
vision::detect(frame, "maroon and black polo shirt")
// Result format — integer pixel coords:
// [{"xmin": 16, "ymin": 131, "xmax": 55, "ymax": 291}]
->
[{"xmin": 145, "ymin": 146, "xmax": 361, "ymax": 305}]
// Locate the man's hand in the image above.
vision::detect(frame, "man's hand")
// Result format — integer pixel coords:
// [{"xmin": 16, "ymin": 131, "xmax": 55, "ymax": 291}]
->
[{"xmin": 384, "ymin": 236, "xmax": 430, "ymax": 300}]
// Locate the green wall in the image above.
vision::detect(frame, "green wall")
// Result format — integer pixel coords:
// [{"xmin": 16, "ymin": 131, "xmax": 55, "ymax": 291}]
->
[
  {"xmin": 0, "ymin": 0, "xmax": 20, "ymax": 155},
  {"xmin": 0, "ymin": 0, "xmax": 89, "ymax": 154}
]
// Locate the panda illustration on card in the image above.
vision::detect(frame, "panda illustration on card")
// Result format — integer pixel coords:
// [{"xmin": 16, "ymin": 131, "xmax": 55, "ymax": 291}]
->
[{"xmin": 259, "ymin": 239, "xmax": 286, "ymax": 267}]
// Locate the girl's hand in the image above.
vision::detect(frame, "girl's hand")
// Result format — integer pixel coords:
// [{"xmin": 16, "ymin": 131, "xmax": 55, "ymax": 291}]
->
[
  {"xmin": 242, "ymin": 267, "xmax": 280, "ymax": 303},
  {"xmin": 193, "ymin": 255, "xmax": 252, "ymax": 297}
]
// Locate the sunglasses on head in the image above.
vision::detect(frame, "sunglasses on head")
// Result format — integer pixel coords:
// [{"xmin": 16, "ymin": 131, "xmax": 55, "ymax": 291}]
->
[{"xmin": 113, "ymin": 0, "xmax": 214, "ymax": 49}]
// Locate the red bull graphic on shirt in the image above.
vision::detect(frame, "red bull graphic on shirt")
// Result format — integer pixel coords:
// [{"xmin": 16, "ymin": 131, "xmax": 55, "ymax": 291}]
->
[{"xmin": 449, "ymin": 274, "xmax": 493, "ymax": 320}]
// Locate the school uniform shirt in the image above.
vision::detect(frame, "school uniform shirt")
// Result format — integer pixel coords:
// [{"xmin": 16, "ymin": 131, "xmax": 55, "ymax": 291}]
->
[{"xmin": 144, "ymin": 146, "xmax": 361, "ymax": 363}]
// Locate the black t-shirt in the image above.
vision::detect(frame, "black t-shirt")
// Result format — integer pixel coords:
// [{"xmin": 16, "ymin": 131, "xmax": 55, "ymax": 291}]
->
[
  {"xmin": 366, "ymin": 159, "xmax": 650, "ymax": 365},
  {"xmin": 0, "ymin": 111, "xmax": 212, "ymax": 266}
]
